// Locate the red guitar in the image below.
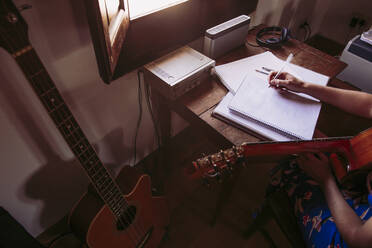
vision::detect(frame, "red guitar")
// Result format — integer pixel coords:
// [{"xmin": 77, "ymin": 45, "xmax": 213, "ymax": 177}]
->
[
  {"xmin": 188, "ymin": 128, "xmax": 372, "ymax": 184},
  {"xmin": 0, "ymin": 1, "xmax": 169, "ymax": 247}
]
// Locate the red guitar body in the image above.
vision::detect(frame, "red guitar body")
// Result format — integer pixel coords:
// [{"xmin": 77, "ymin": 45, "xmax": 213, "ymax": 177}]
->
[{"xmin": 69, "ymin": 166, "xmax": 169, "ymax": 248}]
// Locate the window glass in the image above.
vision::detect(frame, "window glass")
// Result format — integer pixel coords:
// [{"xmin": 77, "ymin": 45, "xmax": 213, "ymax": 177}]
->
[{"xmin": 105, "ymin": 0, "xmax": 121, "ymax": 21}]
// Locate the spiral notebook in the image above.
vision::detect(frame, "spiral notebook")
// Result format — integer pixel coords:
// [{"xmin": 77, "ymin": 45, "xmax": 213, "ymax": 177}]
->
[
  {"xmin": 213, "ymin": 93, "xmax": 294, "ymax": 141},
  {"xmin": 228, "ymin": 75, "xmax": 322, "ymax": 140},
  {"xmin": 214, "ymin": 51, "xmax": 326, "ymax": 102}
]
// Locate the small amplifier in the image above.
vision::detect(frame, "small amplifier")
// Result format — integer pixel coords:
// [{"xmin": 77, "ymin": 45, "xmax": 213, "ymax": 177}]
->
[
  {"xmin": 203, "ymin": 15, "xmax": 251, "ymax": 59},
  {"xmin": 143, "ymin": 46, "xmax": 215, "ymax": 100}
]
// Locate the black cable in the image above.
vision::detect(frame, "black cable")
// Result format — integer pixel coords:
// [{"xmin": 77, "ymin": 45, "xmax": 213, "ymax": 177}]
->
[
  {"xmin": 143, "ymin": 76, "xmax": 161, "ymax": 148},
  {"xmin": 245, "ymin": 25, "xmax": 261, "ymax": 47},
  {"xmin": 303, "ymin": 26, "xmax": 309, "ymax": 42},
  {"xmin": 133, "ymin": 70, "xmax": 143, "ymax": 166},
  {"xmin": 304, "ymin": 24, "xmax": 312, "ymax": 41},
  {"xmin": 297, "ymin": 24, "xmax": 309, "ymax": 42},
  {"xmin": 47, "ymin": 232, "xmax": 73, "ymax": 248}
]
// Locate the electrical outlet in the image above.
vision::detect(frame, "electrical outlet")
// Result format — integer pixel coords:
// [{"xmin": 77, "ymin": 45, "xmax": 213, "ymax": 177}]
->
[
  {"xmin": 350, "ymin": 12, "xmax": 370, "ymax": 31},
  {"xmin": 359, "ymin": 19, "xmax": 366, "ymax": 28},
  {"xmin": 299, "ymin": 21, "xmax": 308, "ymax": 28},
  {"xmin": 350, "ymin": 16, "xmax": 358, "ymax": 28}
]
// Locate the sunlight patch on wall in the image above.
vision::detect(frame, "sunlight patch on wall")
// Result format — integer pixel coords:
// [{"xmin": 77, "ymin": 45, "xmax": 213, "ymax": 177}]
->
[{"xmin": 128, "ymin": 0, "xmax": 188, "ymax": 20}]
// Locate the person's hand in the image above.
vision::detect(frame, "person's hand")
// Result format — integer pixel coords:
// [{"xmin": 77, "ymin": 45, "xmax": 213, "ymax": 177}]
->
[
  {"xmin": 367, "ymin": 171, "xmax": 372, "ymax": 194},
  {"xmin": 296, "ymin": 152, "xmax": 334, "ymax": 187},
  {"xmin": 268, "ymin": 71, "xmax": 307, "ymax": 93}
]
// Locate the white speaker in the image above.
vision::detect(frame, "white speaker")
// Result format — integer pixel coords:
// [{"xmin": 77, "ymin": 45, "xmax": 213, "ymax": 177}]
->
[{"xmin": 203, "ymin": 15, "xmax": 251, "ymax": 59}]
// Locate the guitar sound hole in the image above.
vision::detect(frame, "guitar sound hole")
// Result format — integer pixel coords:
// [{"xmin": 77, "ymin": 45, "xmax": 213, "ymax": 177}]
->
[{"xmin": 116, "ymin": 205, "xmax": 137, "ymax": 231}]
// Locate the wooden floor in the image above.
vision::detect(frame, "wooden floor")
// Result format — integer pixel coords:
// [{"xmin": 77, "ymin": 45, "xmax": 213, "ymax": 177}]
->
[{"xmin": 37, "ymin": 126, "xmax": 290, "ymax": 248}]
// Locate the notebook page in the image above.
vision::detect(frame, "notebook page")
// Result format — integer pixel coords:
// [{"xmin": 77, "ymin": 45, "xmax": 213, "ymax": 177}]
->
[
  {"xmin": 214, "ymin": 52, "xmax": 277, "ymax": 94},
  {"xmin": 214, "ymin": 51, "xmax": 329, "ymax": 99},
  {"xmin": 228, "ymin": 75, "xmax": 322, "ymax": 140},
  {"xmin": 213, "ymin": 93, "xmax": 294, "ymax": 141},
  {"xmin": 287, "ymin": 63, "xmax": 329, "ymax": 100}
]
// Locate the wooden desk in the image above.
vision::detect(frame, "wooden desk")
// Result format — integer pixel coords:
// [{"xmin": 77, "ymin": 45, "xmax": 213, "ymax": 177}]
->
[
  {"xmin": 148, "ymin": 25, "xmax": 372, "ymax": 224},
  {"xmin": 153, "ymin": 25, "xmax": 352, "ymax": 150}
]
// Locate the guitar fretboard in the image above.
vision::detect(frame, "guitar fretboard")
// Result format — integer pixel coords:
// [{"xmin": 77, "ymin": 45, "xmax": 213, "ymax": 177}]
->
[{"xmin": 14, "ymin": 46, "xmax": 127, "ymax": 219}]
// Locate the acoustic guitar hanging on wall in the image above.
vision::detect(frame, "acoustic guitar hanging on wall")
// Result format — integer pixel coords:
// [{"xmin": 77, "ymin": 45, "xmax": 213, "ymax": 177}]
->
[{"xmin": 0, "ymin": 1, "xmax": 169, "ymax": 247}]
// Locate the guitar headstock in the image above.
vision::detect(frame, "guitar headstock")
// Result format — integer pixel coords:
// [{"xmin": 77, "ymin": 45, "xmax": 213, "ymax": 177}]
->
[
  {"xmin": 0, "ymin": 0, "xmax": 29, "ymax": 54},
  {"xmin": 187, "ymin": 146, "xmax": 246, "ymax": 184}
]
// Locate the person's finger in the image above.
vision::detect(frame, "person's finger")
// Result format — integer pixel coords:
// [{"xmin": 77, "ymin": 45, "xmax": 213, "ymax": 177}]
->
[
  {"xmin": 269, "ymin": 79, "xmax": 278, "ymax": 86},
  {"xmin": 268, "ymin": 71, "xmax": 288, "ymax": 81},
  {"xmin": 303, "ymin": 152, "xmax": 316, "ymax": 161},
  {"xmin": 277, "ymin": 72, "xmax": 288, "ymax": 80},
  {"xmin": 270, "ymin": 79, "xmax": 285, "ymax": 87},
  {"xmin": 309, "ymin": 153, "xmax": 326, "ymax": 162},
  {"xmin": 367, "ymin": 171, "xmax": 372, "ymax": 181},
  {"xmin": 317, "ymin": 152, "xmax": 328, "ymax": 161},
  {"xmin": 367, "ymin": 171, "xmax": 372, "ymax": 192},
  {"xmin": 296, "ymin": 155, "xmax": 306, "ymax": 165},
  {"xmin": 268, "ymin": 71, "xmax": 277, "ymax": 81}
]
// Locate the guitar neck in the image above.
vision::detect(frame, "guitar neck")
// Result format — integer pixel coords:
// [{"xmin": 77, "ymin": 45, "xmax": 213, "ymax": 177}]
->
[
  {"xmin": 13, "ymin": 44, "xmax": 126, "ymax": 219},
  {"xmin": 190, "ymin": 136, "xmax": 359, "ymax": 182},
  {"xmin": 240, "ymin": 137, "xmax": 354, "ymax": 157}
]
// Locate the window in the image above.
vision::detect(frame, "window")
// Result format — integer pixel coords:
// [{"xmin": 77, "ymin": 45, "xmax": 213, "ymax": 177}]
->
[
  {"xmin": 128, "ymin": 0, "xmax": 189, "ymax": 20},
  {"xmin": 85, "ymin": 0, "xmax": 259, "ymax": 83}
]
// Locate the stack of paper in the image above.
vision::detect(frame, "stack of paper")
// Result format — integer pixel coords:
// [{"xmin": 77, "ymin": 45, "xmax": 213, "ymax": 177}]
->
[{"xmin": 212, "ymin": 51, "xmax": 329, "ymax": 141}]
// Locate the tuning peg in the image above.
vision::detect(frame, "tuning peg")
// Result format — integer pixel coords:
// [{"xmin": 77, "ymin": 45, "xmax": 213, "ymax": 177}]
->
[{"xmin": 18, "ymin": 4, "xmax": 32, "ymax": 12}]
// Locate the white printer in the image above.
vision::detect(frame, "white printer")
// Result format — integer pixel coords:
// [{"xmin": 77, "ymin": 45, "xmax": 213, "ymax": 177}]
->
[{"xmin": 337, "ymin": 35, "xmax": 372, "ymax": 93}]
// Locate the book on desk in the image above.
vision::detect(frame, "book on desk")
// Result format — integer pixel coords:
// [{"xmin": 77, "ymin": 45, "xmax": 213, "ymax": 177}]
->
[{"xmin": 212, "ymin": 51, "xmax": 330, "ymax": 141}]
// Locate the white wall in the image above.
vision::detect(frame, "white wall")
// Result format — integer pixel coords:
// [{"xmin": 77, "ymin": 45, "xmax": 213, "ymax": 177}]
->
[
  {"xmin": 252, "ymin": 0, "xmax": 371, "ymax": 45},
  {"xmin": 0, "ymin": 0, "xmax": 162, "ymax": 236},
  {"xmin": 251, "ymin": 0, "xmax": 323, "ymax": 40},
  {"xmin": 316, "ymin": 0, "xmax": 372, "ymax": 44}
]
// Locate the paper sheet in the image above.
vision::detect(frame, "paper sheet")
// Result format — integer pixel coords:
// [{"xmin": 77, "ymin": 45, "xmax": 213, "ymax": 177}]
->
[
  {"xmin": 228, "ymin": 75, "xmax": 322, "ymax": 140},
  {"xmin": 214, "ymin": 51, "xmax": 330, "ymax": 101},
  {"xmin": 213, "ymin": 93, "xmax": 294, "ymax": 141}
]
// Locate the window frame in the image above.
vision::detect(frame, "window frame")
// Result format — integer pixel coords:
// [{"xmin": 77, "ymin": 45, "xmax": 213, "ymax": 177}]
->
[
  {"xmin": 84, "ymin": 0, "xmax": 130, "ymax": 83},
  {"xmin": 85, "ymin": 0, "xmax": 259, "ymax": 83}
]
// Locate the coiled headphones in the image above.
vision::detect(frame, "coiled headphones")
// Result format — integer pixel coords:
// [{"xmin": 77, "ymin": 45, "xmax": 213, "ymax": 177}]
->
[{"xmin": 256, "ymin": 26, "xmax": 290, "ymax": 48}]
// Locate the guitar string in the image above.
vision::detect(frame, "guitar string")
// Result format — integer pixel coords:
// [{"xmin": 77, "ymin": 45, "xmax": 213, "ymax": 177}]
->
[
  {"xmin": 0, "ymin": 12, "xmax": 128, "ymax": 247},
  {"xmin": 0, "ymin": 2, "xmax": 146, "ymax": 245},
  {"xmin": 20, "ymin": 50, "xmax": 146, "ymax": 244},
  {"xmin": 3, "ymin": 4, "xmax": 147, "ymax": 244},
  {"xmin": 4, "ymin": 34, "xmax": 143, "ymax": 246}
]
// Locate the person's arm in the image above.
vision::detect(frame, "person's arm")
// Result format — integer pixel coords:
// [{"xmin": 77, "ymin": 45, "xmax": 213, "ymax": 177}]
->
[
  {"xmin": 298, "ymin": 153, "xmax": 372, "ymax": 248},
  {"xmin": 268, "ymin": 71, "xmax": 372, "ymax": 118}
]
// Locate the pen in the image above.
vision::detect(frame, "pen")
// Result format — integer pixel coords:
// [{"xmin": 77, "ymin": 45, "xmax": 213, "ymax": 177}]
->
[
  {"xmin": 255, "ymin": 69, "xmax": 269, "ymax": 75},
  {"xmin": 273, "ymin": 53, "xmax": 293, "ymax": 81},
  {"xmin": 269, "ymin": 53, "xmax": 294, "ymax": 88},
  {"xmin": 262, "ymin": 67, "xmax": 273, "ymax": 72}
]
